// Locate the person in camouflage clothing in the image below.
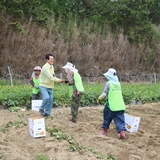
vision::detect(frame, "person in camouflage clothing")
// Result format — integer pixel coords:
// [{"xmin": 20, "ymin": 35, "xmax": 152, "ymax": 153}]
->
[{"xmin": 62, "ymin": 62, "xmax": 84, "ymax": 123}]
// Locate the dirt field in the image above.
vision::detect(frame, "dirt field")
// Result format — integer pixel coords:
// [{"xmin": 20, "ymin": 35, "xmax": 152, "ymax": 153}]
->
[{"xmin": 0, "ymin": 103, "xmax": 160, "ymax": 160}]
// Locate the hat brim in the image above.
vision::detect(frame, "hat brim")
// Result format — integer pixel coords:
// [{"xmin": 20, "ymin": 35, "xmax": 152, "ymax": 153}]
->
[
  {"xmin": 62, "ymin": 65, "xmax": 74, "ymax": 69},
  {"xmin": 62, "ymin": 65, "xmax": 67, "ymax": 69},
  {"xmin": 103, "ymin": 72, "xmax": 114, "ymax": 80},
  {"xmin": 103, "ymin": 72, "xmax": 109, "ymax": 77}
]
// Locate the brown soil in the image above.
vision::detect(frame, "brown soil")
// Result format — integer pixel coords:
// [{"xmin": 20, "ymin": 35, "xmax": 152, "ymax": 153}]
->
[{"xmin": 0, "ymin": 103, "xmax": 160, "ymax": 160}]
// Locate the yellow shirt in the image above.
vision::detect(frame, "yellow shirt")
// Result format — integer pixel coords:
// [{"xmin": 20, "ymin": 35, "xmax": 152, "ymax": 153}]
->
[{"xmin": 39, "ymin": 62, "xmax": 60, "ymax": 88}]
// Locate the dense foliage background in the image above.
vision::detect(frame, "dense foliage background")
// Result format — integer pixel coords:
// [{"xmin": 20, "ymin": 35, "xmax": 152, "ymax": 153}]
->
[
  {"xmin": 0, "ymin": 0, "xmax": 160, "ymax": 80},
  {"xmin": 1, "ymin": 0, "xmax": 160, "ymax": 41}
]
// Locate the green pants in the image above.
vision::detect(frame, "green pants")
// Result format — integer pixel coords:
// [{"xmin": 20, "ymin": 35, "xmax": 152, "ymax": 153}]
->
[{"xmin": 71, "ymin": 94, "xmax": 82, "ymax": 122}]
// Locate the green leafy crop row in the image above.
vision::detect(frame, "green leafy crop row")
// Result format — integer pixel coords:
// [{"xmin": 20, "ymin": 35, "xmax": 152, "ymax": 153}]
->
[
  {"xmin": 0, "ymin": 83, "xmax": 160, "ymax": 109},
  {"xmin": 121, "ymin": 83, "xmax": 160, "ymax": 104}
]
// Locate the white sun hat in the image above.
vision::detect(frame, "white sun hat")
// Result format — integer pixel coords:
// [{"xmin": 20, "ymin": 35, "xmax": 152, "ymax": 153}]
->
[
  {"xmin": 62, "ymin": 62, "xmax": 75, "ymax": 69},
  {"xmin": 33, "ymin": 66, "xmax": 41, "ymax": 71},
  {"xmin": 103, "ymin": 68, "xmax": 119, "ymax": 82}
]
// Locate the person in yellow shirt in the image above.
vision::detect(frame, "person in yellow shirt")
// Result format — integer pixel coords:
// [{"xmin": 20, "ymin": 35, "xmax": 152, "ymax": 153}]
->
[{"xmin": 39, "ymin": 53, "xmax": 63, "ymax": 117}]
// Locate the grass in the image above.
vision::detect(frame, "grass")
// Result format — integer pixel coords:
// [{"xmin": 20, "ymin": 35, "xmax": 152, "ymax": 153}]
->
[{"xmin": 36, "ymin": 153, "xmax": 50, "ymax": 160}]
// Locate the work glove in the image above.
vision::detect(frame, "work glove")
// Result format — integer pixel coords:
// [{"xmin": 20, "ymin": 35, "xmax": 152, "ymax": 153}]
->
[
  {"xmin": 34, "ymin": 85, "xmax": 39, "ymax": 89},
  {"xmin": 97, "ymin": 96, "xmax": 103, "ymax": 106},
  {"xmin": 98, "ymin": 92, "xmax": 106, "ymax": 101},
  {"xmin": 98, "ymin": 96, "xmax": 103, "ymax": 101}
]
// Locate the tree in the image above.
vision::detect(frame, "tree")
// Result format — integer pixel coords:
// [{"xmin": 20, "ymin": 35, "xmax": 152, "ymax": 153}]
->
[
  {"xmin": 148, "ymin": 0, "xmax": 160, "ymax": 24},
  {"xmin": 0, "ymin": 0, "xmax": 159, "ymax": 42}
]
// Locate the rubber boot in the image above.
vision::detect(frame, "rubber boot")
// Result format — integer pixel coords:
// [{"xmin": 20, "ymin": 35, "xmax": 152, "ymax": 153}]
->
[
  {"xmin": 100, "ymin": 128, "xmax": 108, "ymax": 135},
  {"xmin": 69, "ymin": 118, "xmax": 76, "ymax": 123},
  {"xmin": 119, "ymin": 130, "xmax": 126, "ymax": 139}
]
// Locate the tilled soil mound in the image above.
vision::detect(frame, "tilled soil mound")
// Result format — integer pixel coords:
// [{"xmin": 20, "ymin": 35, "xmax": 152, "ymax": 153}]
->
[{"xmin": 0, "ymin": 103, "xmax": 160, "ymax": 160}]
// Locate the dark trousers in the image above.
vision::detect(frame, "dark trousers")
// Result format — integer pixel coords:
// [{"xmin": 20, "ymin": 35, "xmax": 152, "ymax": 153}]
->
[
  {"xmin": 71, "ymin": 94, "xmax": 82, "ymax": 121},
  {"xmin": 102, "ymin": 104, "xmax": 126, "ymax": 133},
  {"xmin": 32, "ymin": 92, "xmax": 43, "ymax": 100}
]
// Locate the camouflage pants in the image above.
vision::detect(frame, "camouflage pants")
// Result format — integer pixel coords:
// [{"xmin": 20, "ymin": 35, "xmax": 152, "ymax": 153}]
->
[{"xmin": 71, "ymin": 94, "xmax": 82, "ymax": 122}]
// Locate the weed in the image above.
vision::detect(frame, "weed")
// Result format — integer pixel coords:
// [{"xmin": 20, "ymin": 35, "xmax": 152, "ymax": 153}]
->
[
  {"xmin": 46, "ymin": 127, "xmax": 82, "ymax": 152},
  {"xmin": 45, "ymin": 115, "xmax": 54, "ymax": 120},
  {"xmin": 46, "ymin": 127, "xmax": 117, "ymax": 159},
  {"xmin": 0, "ymin": 120, "xmax": 27, "ymax": 133},
  {"xmin": 8, "ymin": 106, "xmax": 21, "ymax": 112},
  {"xmin": 17, "ymin": 113, "xmax": 26, "ymax": 118},
  {"xmin": 0, "ymin": 152, "xmax": 10, "ymax": 159},
  {"xmin": 156, "ymin": 112, "xmax": 160, "ymax": 115},
  {"xmin": 86, "ymin": 147, "xmax": 117, "ymax": 160},
  {"xmin": 36, "ymin": 153, "xmax": 49, "ymax": 160}
]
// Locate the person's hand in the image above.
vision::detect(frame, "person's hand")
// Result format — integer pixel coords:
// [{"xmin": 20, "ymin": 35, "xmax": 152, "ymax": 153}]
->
[
  {"xmin": 98, "ymin": 96, "xmax": 103, "ymax": 101},
  {"xmin": 58, "ymin": 79, "xmax": 65, "ymax": 83}
]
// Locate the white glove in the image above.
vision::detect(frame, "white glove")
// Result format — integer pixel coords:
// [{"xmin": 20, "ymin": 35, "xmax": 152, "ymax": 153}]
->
[
  {"xmin": 98, "ymin": 92, "xmax": 106, "ymax": 100},
  {"xmin": 98, "ymin": 96, "xmax": 102, "ymax": 100}
]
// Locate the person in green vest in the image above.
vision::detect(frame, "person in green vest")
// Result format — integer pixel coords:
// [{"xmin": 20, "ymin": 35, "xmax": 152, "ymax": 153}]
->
[
  {"xmin": 98, "ymin": 68, "xmax": 126, "ymax": 139},
  {"xmin": 29, "ymin": 66, "xmax": 43, "ymax": 100},
  {"xmin": 62, "ymin": 62, "xmax": 84, "ymax": 123}
]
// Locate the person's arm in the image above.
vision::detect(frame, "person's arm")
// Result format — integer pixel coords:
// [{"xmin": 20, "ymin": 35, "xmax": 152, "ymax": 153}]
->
[
  {"xmin": 29, "ymin": 77, "xmax": 40, "ymax": 88},
  {"xmin": 29, "ymin": 72, "xmax": 35, "ymax": 86},
  {"xmin": 43, "ymin": 67, "xmax": 61, "ymax": 82},
  {"xmin": 98, "ymin": 82, "xmax": 110, "ymax": 100},
  {"xmin": 67, "ymin": 70, "xmax": 74, "ymax": 85},
  {"xmin": 29, "ymin": 78, "xmax": 34, "ymax": 86}
]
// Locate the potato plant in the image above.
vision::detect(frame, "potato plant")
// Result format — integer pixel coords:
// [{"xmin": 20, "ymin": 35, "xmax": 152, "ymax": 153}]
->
[{"xmin": 0, "ymin": 82, "xmax": 160, "ymax": 109}]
